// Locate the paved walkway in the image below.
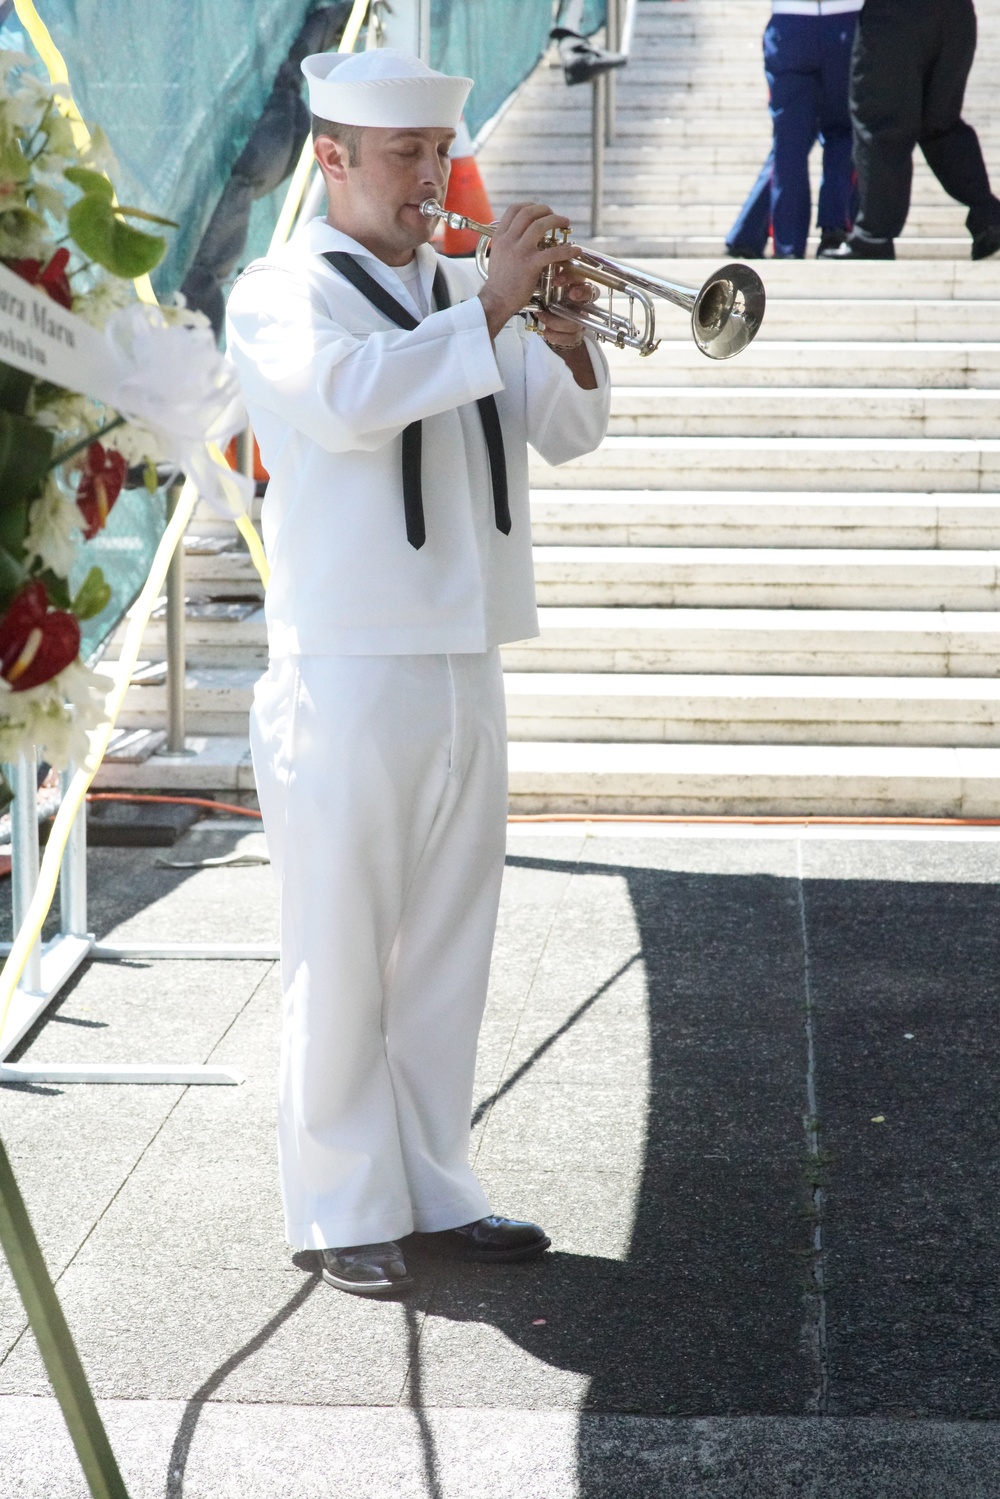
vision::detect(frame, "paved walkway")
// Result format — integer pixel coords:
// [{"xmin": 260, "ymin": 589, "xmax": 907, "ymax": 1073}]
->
[{"xmin": 2, "ymin": 821, "xmax": 1000, "ymax": 1496}]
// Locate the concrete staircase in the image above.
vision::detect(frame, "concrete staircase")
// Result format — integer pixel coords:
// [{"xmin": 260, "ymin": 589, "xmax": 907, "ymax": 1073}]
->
[{"xmin": 98, "ymin": 0, "xmax": 1000, "ymax": 814}]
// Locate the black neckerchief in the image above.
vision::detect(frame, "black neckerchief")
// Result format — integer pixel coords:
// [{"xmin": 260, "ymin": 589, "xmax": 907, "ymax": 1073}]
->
[{"xmin": 322, "ymin": 250, "xmax": 510, "ymax": 550}]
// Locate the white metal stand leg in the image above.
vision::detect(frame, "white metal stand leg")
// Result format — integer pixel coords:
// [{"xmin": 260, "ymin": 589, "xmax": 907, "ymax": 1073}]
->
[{"xmin": 0, "ymin": 740, "xmax": 268, "ymax": 1082}]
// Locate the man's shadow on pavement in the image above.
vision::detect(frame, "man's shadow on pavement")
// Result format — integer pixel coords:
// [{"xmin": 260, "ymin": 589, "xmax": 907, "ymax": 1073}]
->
[
  {"xmin": 413, "ymin": 856, "xmax": 1000, "ymax": 1489},
  {"xmin": 412, "ymin": 856, "xmax": 816, "ymax": 1426}
]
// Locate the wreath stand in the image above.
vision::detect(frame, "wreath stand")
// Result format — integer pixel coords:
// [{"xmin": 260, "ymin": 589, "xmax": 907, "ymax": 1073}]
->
[{"xmin": 0, "ymin": 514, "xmax": 278, "ymax": 1088}]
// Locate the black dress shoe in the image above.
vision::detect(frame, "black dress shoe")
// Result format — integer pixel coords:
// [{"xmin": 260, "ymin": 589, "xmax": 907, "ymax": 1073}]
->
[
  {"xmin": 826, "ymin": 234, "xmax": 895, "ymax": 260},
  {"xmin": 416, "ymin": 1215, "xmax": 551, "ymax": 1263},
  {"xmin": 319, "ymin": 1241, "xmax": 413, "ymax": 1296},
  {"xmin": 816, "ymin": 228, "xmax": 847, "ymax": 257},
  {"xmin": 725, "ymin": 243, "xmax": 764, "ymax": 260},
  {"xmin": 551, "ymin": 29, "xmax": 628, "ymax": 86},
  {"xmin": 972, "ymin": 225, "xmax": 1000, "ymax": 261}
]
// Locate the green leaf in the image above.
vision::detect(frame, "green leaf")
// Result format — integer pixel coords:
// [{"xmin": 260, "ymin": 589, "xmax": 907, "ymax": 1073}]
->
[
  {"xmin": 0, "ymin": 361, "xmax": 34, "ymax": 417},
  {"xmin": 0, "ymin": 411, "xmax": 53, "ymax": 558},
  {"xmin": 67, "ymin": 194, "xmax": 166, "ymax": 277},
  {"xmin": 0, "ymin": 138, "xmax": 30, "ymax": 185},
  {"xmin": 71, "ymin": 565, "xmax": 111, "ymax": 621},
  {"xmin": 0, "ymin": 545, "xmax": 27, "ymax": 612},
  {"xmin": 143, "ymin": 458, "xmax": 159, "ymax": 494},
  {"xmin": 0, "ymin": 409, "xmax": 53, "ymax": 508},
  {"xmin": 36, "ymin": 568, "xmax": 71, "ymax": 610},
  {"xmin": 63, "ymin": 166, "xmax": 114, "ymax": 202}
]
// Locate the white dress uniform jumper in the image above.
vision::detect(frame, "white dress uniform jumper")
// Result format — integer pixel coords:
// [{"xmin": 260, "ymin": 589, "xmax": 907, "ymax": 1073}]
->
[{"xmin": 226, "ymin": 91, "xmax": 610, "ymax": 1246}]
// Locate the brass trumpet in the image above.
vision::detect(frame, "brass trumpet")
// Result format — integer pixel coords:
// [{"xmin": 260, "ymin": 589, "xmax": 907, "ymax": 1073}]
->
[{"xmin": 420, "ymin": 198, "xmax": 765, "ymax": 359}]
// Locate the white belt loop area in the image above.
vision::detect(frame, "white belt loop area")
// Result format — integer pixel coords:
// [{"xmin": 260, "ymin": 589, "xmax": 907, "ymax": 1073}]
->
[{"xmin": 771, "ymin": 0, "xmax": 863, "ymax": 15}]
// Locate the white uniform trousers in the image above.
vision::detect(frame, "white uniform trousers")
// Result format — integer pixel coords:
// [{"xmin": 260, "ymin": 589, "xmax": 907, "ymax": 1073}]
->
[{"xmin": 250, "ymin": 649, "xmax": 506, "ymax": 1250}]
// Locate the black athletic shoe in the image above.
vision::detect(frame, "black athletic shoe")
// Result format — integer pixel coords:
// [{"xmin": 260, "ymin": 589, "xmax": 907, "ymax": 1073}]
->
[
  {"xmin": 319, "ymin": 1241, "xmax": 414, "ymax": 1296},
  {"xmin": 816, "ymin": 228, "xmax": 847, "ymax": 257},
  {"xmin": 972, "ymin": 225, "xmax": 1000, "ymax": 261},
  {"xmin": 414, "ymin": 1215, "xmax": 551, "ymax": 1264}
]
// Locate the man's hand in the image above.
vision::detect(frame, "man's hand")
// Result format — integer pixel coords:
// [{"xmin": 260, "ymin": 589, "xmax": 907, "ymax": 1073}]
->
[
  {"xmin": 477, "ymin": 202, "xmax": 576, "ymax": 340},
  {"xmin": 477, "ymin": 206, "xmax": 600, "ymax": 389},
  {"xmin": 535, "ymin": 269, "xmax": 599, "ymax": 389}
]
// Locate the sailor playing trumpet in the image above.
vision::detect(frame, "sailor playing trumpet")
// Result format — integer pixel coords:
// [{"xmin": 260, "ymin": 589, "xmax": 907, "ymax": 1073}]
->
[{"xmin": 226, "ymin": 46, "xmax": 610, "ymax": 1297}]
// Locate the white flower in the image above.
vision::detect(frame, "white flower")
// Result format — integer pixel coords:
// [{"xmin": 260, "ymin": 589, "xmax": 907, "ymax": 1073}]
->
[
  {"xmin": 0, "ymin": 51, "xmax": 35, "ymax": 85},
  {"xmin": 29, "ymin": 177, "xmax": 68, "ymax": 222},
  {"xmin": 24, "ymin": 476, "xmax": 81, "ymax": 576},
  {"xmin": 32, "ymin": 387, "xmax": 97, "ymax": 435},
  {"xmin": 0, "ymin": 659, "xmax": 105, "ymax": 770},
  {"xmin": 79, "ymin": 125, "xmax": 117, "ymax": 178},
  {"xmin": 72, "ymin": 275, "xmax": 133, "ymax": 329},
  {"xmin": 102, "ymin": 417, "xmax": 164, "ymax": 467}
]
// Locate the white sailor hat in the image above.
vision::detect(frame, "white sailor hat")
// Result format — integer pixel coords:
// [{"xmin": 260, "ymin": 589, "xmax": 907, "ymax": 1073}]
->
[{"xmin": 301, "ymin": 48, "xmax": 473, "ymax": 129}]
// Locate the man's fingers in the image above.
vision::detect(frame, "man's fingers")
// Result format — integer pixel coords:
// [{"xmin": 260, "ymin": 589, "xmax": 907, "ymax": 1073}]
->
[
  {"xmin": 537, "ymin": 308, "xmax": 584, "ymax": 337},
  {"xmin": 561, "ymin": 280, "xmax": 600, "ymax": 303},
  {"xmin": 501, "ymin": 203, "xmax": 572, "ymax": 243}
]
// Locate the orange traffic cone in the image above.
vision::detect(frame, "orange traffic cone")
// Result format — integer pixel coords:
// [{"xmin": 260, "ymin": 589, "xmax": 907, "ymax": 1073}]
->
[
  {"xmin": 225, "ymin": 433, "xmax": 268, "ymax": 482},
  {"xmin": 442, "ymin": 118, "xmax": 493, "ymax": 256}
]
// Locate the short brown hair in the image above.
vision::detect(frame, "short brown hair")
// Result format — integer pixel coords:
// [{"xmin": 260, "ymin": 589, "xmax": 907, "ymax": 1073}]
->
[{"xmin": 311, "ymin": 116, "xmax": 363, "ymax": 167}]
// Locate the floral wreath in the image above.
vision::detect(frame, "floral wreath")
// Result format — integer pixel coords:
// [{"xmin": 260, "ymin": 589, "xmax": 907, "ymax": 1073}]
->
[{"xmin": 0, "ymin": 50, "xmax": 247, "ymax": 789}]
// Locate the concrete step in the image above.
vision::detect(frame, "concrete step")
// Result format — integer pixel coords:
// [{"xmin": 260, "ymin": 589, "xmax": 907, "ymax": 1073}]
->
[
  {"xmin": 106, "ymin": 611, "xmax": 267, "ymax": 670},
  {"xmin": 586, "ymin": 234, "xmax": 977, "ymax": 260},
  {"xmin": 90, "ymin": 730, "xmax": 1000, "ymax": 815},
  {"xmin": 113, "ymin": 665, "xmax": 262, "ymax": 737},
  {"xmin": 530, "ymin": 435, "xmax": 1000, "ymax": 491},
  {"xmin": 529, "ymin": 489, "xmax": 1000, "ymax": 549},
  {"xmin": 501, "ymin": 607, "xmax": 1000, "ymax": 676},
  {"xmin": 504, "ymin": 672, "xmax": 1000, "ymax": 747},
  {"xmin": 481, "ymin": 164, "xmax": 992, "ymax": 207},
  {"xmin": 700, "ymin": 299, "xmax": 999, "ymax": 343},
  {"xmin": 90, "ymin": 735, "xmax": 256, "ymax": 794},
  {"xmin": 602, "ymin": 341, "xmax": 1000, "ymax": 389},
  {"xmin": 506, "ymin": 740, "xmax": 1000, "ymax": 815},
  {"xmin": 666, "ymin": 259, "xmax": 1000, "ymax": 299},
  {"xmin": 530, "ymin": 546, "xmax": 1000, "ymax": 609},
  {"xmin": 490, "ymin": 198, "xmax": 974, "ymax": 240},
  {"xmin": 608, "ymin": 387, "xmax": 1000, "ymax": 439},
  {"xmin": 115, "ymin": 668, "xmax": 1000, "ymax": 749}
]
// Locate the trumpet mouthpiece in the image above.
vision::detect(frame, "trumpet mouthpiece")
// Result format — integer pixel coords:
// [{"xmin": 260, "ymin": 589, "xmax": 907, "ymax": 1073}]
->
[{"xmin": 419, "ymin": 199, "xmax": 444, "ymax": 220}]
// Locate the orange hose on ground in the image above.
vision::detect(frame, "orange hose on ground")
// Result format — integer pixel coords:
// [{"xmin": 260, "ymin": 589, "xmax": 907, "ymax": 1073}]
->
[
  {"xmin": 83, "ymin": 798, "xmax": 1000, "ymax": 829},
  {"xmin": 507, "ymin": 813, "xmax": 1000, "ymax": 826},
  {"xmin": 86, "ymin": 793, "xmax": 262, "ymax": 819}
]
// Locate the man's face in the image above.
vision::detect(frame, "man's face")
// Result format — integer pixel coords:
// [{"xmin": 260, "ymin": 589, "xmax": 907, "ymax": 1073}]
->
[{"xmin": 320, "ymin": 125, "xmax": 454, "ymax": 263}]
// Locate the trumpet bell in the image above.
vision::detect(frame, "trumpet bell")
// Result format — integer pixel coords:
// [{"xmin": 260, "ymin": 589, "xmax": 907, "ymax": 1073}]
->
[{"xmin": 692, "ymin": 263, "xmax": 766, "ymax": 360}]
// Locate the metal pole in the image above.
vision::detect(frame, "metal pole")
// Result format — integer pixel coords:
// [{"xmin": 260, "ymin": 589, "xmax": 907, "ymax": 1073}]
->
[
  {"xmin": 7, "ymin": 752, "xmax": 41, "ymax": 993},
  {"xmin": 591, "ymin": 72, "xmax": 606, "ymax": 237},
  {"xmin": 59, "ymin": 765, "xmax": 87, "ymax": 939},
  {"xmin": 163, "ymin": 481, "xmax": 189, "ymax": 756},
  {"xmin": 606, "ymin": 0, "xmax": 619, "ymax": 146},
  {"xmin": 235, "ymin": 425, "xmax": 255, "ymax": 486}
]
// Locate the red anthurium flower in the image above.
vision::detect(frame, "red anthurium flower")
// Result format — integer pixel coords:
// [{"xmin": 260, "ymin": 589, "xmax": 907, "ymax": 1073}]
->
[
  {"xmin": 75, "ymin": 441, "xmax": 127, "ymax": 540},
  {"xmin": 4, "ymin": 247, "xmax": 73, "ymax": 310},
  {"xmin": 0, "ymin": 580, "xmax": 80, "ymax": 693}
]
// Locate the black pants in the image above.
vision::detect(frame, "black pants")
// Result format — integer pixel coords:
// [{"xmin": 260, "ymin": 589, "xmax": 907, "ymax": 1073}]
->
[{"xmin": 851, "ymin": 0, "xmax": 1000, "ymax": 241}]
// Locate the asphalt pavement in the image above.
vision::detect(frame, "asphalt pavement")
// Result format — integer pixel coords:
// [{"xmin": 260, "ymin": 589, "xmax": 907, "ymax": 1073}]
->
[{"xmin": 1, "ymin": 819, "xmax": 999, "ymax": 1497}]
